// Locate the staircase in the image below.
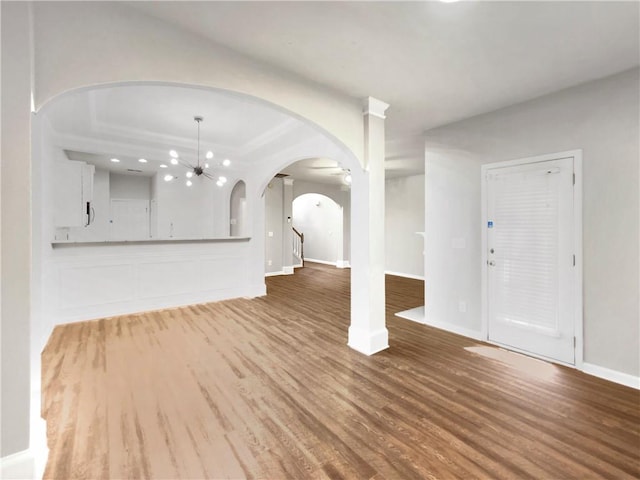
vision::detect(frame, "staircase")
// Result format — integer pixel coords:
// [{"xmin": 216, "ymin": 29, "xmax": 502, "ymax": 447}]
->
[{"xmin": 292, "ymin": 227, "xmax": 304, "ymax": 267}]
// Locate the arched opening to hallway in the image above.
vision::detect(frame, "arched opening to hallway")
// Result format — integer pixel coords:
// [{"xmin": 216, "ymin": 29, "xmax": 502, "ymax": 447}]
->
[{"xmin": 292, "ymin": 193, "xmax": 344, "ymax": 267}]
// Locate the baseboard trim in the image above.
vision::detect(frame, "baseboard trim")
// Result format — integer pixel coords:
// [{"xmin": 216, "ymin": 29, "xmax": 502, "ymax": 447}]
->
[
  {"xmin": 304, "ymin": 258, "xmax": 337, "ymax": 266},
  {"xmin": 582, "ymin": 363, "xmax": 640, "ymax": 390},
  {"xmin": 348, "ymin": 326, "xmax": 389, "ymax": 355},
  {"xmin": 0, "ymin": 449, "xmax": 35, "ymax": 480},
  {"xmin": 265, "ymin": 270, "xmax": 285, "ymax": 277},
  {"xmin": 395, "ymin": 306, "xmax": 425, "ymax": 324},
  {"xmin": 293, "ymin": 262, "xmax": 303, "ymax": 269},
  {"xmin": 282, "ymin": 266, "xmax": 294, "ymax": 275},
  {"xmin": 336, "ymin": 260, "xmax": 351, "ymax": 269},
  {"xmin": 421, "ymin": 316, "xmax": 483, "ymax": 341},
  {"xmin": 385, "ymin": 270, "xmax": 425, "ymax": 281}
]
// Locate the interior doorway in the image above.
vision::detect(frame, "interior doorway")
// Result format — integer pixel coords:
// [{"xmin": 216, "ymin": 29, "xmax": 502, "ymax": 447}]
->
[{"xmin": 292, "ymin": 193, "xmax": 344, "ymax": 266}]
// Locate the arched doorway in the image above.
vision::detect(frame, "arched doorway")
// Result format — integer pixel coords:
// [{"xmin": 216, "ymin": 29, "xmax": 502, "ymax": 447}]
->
[
  {"xmin": 292, "ymin": 193, "xmax": 344, "ymax": 266},
  {"xmin": 229, "ymin": 180, "xmax": 247, "ymax": 237}
]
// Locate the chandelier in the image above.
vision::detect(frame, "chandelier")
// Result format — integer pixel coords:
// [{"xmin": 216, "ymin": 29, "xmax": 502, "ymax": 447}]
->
[{"xmin": 164, "ymin": 116, "xmax": 231, "ymax": 187}]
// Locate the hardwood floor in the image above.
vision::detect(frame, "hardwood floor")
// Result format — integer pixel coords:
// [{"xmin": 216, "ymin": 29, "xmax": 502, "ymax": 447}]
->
[{"xmin": 42, "ymin": 262, "xmax": 640, "ymax": 479}]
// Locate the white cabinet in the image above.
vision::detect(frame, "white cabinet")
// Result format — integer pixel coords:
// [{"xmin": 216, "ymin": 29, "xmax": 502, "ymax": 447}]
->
[{"xmin": 54, "ymin": 160, "xmax": 95, "ymax": 228}]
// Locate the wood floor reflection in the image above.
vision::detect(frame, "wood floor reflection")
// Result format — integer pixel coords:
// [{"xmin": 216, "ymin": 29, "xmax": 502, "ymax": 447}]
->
[{"xmin": 42, "ymin": 262, "xmax": 639, "ymax": 479}]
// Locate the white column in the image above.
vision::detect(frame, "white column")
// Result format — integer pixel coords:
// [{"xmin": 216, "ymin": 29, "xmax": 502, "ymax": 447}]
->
[
  {"xmin": 348, "ymin": 97, "xmax": 389, "ymax": 355},
  {"xmin": 282, "ymin": 178, "xmax": 294, "ymax": 274},
  {"xmin": 337, "ymin": 186, "xmax": 350, "ymax": 268}
]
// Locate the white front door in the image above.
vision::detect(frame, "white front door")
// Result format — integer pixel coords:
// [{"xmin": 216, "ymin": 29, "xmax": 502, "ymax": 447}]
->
[{"xmin": 486, "ymin": 156, "xmax": 576, "ymax": 364}]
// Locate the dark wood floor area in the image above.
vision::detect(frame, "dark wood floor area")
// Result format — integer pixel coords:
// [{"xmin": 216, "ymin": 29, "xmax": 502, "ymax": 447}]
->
[{"xmin": 42, "ymin": 262, "xmax": 640, "ymax": 479}]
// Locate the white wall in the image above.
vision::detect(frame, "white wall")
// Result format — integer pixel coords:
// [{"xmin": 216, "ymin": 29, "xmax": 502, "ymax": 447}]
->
[
  {"xmin": 293, "ymin": 193, "xmax": 343, "ymax": 265},
  {"xmin": 425, "ymin": 68, "xmax": 639, "ymax": 377},
  {"xmin": 265, "ymin": 178, "xmax": 284, "ymax": 273},
  {"xmin": 385, "ymin": 175, "xmax": 424, "ymax": 278},
  {"xmin": 1, "ymin": 2, "xmax": 32, "ymax": 457},
  {"xmin": 110, "ymin": 173, "xmax": 151, "ymax": 200}
]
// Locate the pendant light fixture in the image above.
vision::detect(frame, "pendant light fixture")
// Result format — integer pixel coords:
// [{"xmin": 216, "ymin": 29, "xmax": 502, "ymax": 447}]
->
[{"xmin": 164, "ymin": 116, "xmax": 231, "ymax": 187}]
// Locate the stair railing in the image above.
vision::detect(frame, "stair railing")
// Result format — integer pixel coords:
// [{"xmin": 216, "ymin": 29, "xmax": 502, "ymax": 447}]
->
[{"xmin": 292, "ymin": 226, "xmax": 304, "ymax": 267}]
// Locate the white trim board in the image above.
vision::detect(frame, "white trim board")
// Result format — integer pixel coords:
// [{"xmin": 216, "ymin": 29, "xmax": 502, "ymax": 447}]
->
[
  {"xmin": 582, "ymin": 363, "xmax": 640, "ymax": 390},
  {"xmin": 265, "ymin": 270, "xmax": 286, "ymax": 277},
  {"xmin": 395, "ymin": 306, "xmax": 425, "ymax": 324},
  {"xmin": 304, "ymin": 258, "xmax": 337, "ymax": 266},
  {"xmin": 0, "ymin": 449, "xmax": 36, "ymax": 480},
  {"xmin": 395, "ymin": 307, "xmax": 483, "ymax": 340},
  {"xmin": 423, "ymin": 317, "xmax": 483, "ymax": 341},
  {"xmin": 385, "ymin": 270, "xmax": 424, "ymax": 281}
]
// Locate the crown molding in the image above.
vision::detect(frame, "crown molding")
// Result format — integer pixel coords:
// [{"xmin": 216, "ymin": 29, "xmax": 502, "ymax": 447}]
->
[{"xmin": 363, "ymin": 96, "xmax": 390, "ymax": 119}]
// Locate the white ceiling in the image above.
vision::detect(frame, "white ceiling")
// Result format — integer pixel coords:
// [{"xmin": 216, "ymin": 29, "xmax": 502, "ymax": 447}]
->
[
  {"xmin": 47, "ymin": 2, "xmax": 639, "ymax": 182},
  {"xmin": 126, "ymin": 1, "xmax": 639, "ymax": 175}
]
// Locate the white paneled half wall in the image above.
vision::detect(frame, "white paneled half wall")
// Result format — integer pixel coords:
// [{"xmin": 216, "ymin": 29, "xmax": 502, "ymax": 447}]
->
[{"xmin": 42, "ymin": 241, "xmax": 251, "ymax": 325}]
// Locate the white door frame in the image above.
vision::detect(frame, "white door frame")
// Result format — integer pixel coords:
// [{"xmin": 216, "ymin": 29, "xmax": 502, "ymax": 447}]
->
[{"xmin": 480, "ymin": 149, "xmax": 583, "ymax": 368}]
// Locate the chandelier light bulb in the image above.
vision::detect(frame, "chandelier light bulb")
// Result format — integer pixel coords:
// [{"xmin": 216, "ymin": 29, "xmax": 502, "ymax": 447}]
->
[
  {"xmin": 186, "ymin": 171, "xmax": 193, "ymax": 178},
  {"xmin": 216, "ymin": 180, "xmax": 223, "ymax": 187},
  {"xmin": 222, "ymin": 159, "xmax": 231, "ymax": 167},
  {"xmin": 206, "ymin": 151, "xmax": 214, "ymax": 160},
  {"xmin": 159, "ymin": 164, "xmax": 168, "ymax": 169},
  {"xmin": 186, "ymin": 180, "xmax": 193, "ymax": 187},
  {"xmin": 170, "ymin": 158, "xmax": 178, "ymax": 165},
  {"xmin": 164, "ymin": 174, "xmax": 174, "ymax": 182},
  {"xmin": 204, "ymin": 163, "xmax": 209, "ymax": 169},
  {"xmin": 218, "ymin": 176, "xmax": 227, "ymax": 184},
  {"xmin": 169, "ymin": 150, "xmax": 178, "ymax": 158}
]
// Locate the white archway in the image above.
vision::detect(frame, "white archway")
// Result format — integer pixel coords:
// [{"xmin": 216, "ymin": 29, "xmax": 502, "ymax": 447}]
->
[
  {"xmin": 292, "ymin": 193, "xmax": 344, "ymax": 266},
  {"xmin": 3, "ymin": 4, "xmax": 388, "ymax": 472}
]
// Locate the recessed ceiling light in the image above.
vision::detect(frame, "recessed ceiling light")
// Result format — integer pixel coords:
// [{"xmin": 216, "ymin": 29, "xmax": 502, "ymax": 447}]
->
[
  {"xmin": 204, "ymin": 163, "xmax": 209, "ymax": 169},
  {"xmin": 218, "ymin": 176, "xmax": 227, "ymax": 184},
  {"xmin": 169, "ymin": 150, "xmax": 178, "ymax": 158},
  {"xmin": 138, "ymin": 158, "xmax": 147, "ymax": 163},
  {"xmin": 222, "ymin": 159, "xmax": 231, "ymax": 167},
  {"xmin": 206, "ymin": 151, "xmax": 214, "ymax": 160},
  {"xmin": 186, "ymin": 180, "xmax": 193, "ymax": 187},
  {"xmin": 170, "ymin": 158, "xmax": 179, "ymax": 165},
  {"xmin": 164, "ymin": 174, "xmax": 174, "ymax": 182},
  {"xmin": 216, "ymin": 180, "xmax": 223, "ymax": 187},
  {"xmin": 186, "ymin": 171, "xmax": 193, "ymax": 178},
  {"xmin": 159, "ymin": 164, "xmax": 168, "ymax": 169},
  {"xmin": 110, "ymin": 158, "xmax": 120, "ymax": 163}
]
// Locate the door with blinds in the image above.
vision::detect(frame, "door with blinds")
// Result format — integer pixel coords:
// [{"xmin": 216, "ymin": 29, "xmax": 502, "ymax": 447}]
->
[{"xmin": 486, "ymin": 156, "xmax": 575, "ymax": 364}]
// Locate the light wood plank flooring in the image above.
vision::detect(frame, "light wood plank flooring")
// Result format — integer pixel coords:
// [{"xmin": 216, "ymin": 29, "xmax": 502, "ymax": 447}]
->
[{"xmin": 42, "ymin": 262, "xmax": 640, "ymax": 479}]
